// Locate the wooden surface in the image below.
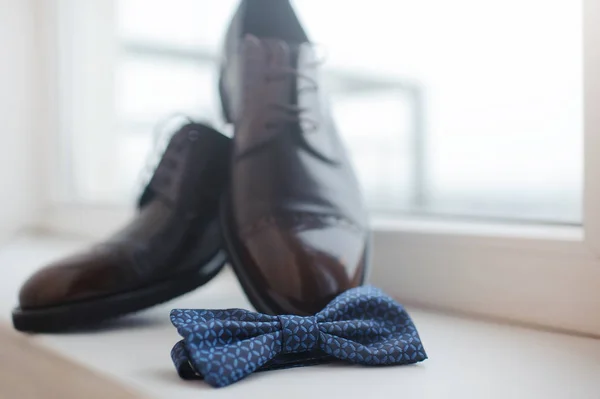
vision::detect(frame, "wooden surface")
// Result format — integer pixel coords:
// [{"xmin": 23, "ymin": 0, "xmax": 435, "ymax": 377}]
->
[{"xmin": 0, "ymin": 324, "xmax": 145, "ymax": 399}]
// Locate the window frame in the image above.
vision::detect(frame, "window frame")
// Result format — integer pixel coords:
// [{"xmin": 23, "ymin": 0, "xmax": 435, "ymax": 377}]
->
[{"xmin": 37, "ymin": 0, "xmax": 600, "ymax": 336}]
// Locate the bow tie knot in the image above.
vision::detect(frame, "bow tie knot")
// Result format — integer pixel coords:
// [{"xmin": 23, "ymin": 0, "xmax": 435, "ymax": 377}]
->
[{"xmin": 277, "ymin": 315, "xmax": 320, "ymax": 354}]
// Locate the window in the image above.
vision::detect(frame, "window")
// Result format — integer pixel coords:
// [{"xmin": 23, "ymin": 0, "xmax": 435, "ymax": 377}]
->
[
  {"xmin": 46, "ymin": 0, "xmax": 600, "ymax": 336},
  {"xmin": 59, "ymin": 0, "xmax": 582, "ymax": 224}
]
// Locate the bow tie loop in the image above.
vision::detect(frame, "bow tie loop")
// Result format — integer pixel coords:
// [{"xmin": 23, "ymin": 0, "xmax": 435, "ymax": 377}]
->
[{"xmin": 277, "ymin": 315, "xmax": 320, "ymax": 354}]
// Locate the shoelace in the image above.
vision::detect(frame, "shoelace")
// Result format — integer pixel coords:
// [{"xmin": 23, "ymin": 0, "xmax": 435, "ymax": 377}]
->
[
  {"xmin": 263, "ymin": 66, "xmax": 320, "ymax": 133},
  {"xmin": 242, "ymin": 35, "xmax": 327, "ymax": 135},
  {"xmin": 137, "ymin": 114, "xmax": 194, "ymax": 202}
]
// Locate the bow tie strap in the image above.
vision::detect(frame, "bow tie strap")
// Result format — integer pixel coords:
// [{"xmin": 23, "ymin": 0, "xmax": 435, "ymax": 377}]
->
[
  {"xmin": 277, "ymin": 315, "xmax": 320, "ymax": 354},
  {"xmin": 171, "ymin": 286, "xmax": 427, "ymax": 388},
  {"xmin": 172, "ymin": 340, "xmax": 335, "ymax": 381}
]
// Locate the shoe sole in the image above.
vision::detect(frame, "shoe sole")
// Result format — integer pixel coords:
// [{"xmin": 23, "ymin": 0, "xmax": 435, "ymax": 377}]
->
[{"xmin": 11, "ymin": 250, "xmax": 227, "ymax": 333}]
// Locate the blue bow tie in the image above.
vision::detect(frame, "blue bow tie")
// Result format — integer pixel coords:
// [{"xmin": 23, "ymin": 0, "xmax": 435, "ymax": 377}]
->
[{"xmin": 170, "ymin": 286, "xmax": 427, "ymax": 387}]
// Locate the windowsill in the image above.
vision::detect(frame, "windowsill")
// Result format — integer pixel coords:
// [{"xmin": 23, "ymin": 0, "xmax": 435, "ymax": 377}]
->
[{"xmin": 1, "ymin": 234, "xmax": 599, "ymax": 398}]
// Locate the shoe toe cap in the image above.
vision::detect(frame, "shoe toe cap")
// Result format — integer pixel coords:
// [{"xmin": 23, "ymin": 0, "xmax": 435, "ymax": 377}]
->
[
  {"xmin": 241, "ymin": 222, "xmax": 369, "ymax": 315},
  {"xmin": 18, "ymin": 246, "xmax": 132, "ymax": 309}
]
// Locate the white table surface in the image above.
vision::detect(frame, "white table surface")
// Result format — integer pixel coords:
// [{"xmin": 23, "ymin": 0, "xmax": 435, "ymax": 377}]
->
[{"xmin": 1, "ymin": 235, "xmax": 600, "ymax": 399}]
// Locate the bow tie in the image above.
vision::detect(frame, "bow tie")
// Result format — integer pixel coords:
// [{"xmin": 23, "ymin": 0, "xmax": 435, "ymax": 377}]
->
[{"xmin": 170, "ymin": 286, "xmax": 427, "ymax": 387}]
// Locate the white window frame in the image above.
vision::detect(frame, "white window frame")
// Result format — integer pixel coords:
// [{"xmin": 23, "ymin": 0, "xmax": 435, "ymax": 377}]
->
[{"xmin": 35, "ymin": 0, "xmax": 600, "ymax": 336}]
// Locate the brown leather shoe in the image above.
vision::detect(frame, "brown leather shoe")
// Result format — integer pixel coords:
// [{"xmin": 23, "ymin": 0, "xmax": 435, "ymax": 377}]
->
[
  {"xmin": 12, "ymin": 123, "xmax": 231, "ymax": 332},
  {"xmin": 219, "ymin": 0, "xmax": 370, "ymax": 316}
]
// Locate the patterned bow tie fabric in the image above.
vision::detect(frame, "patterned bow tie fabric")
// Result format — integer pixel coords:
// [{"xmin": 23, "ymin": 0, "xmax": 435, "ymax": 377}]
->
[{"xmin": 170, "ymin": 286, "xmax": 427, "ymax": 387}]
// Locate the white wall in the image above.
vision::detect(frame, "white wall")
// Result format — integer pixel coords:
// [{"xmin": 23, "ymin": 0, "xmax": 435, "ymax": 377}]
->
[{"xmin": 0, "ymin": 0, "xmax": 39, "ymax": 240}]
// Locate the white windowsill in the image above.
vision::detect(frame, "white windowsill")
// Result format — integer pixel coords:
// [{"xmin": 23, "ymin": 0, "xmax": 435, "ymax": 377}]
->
[{"xmin": 1, "ymin": 234, "xmax": 599, "ymax": 399}]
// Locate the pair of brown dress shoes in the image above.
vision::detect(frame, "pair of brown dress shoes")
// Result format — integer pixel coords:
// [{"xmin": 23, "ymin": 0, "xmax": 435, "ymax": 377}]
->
[{"xmin": 12, "ymin": 0, "xmax": 370, "ymax": 332}]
